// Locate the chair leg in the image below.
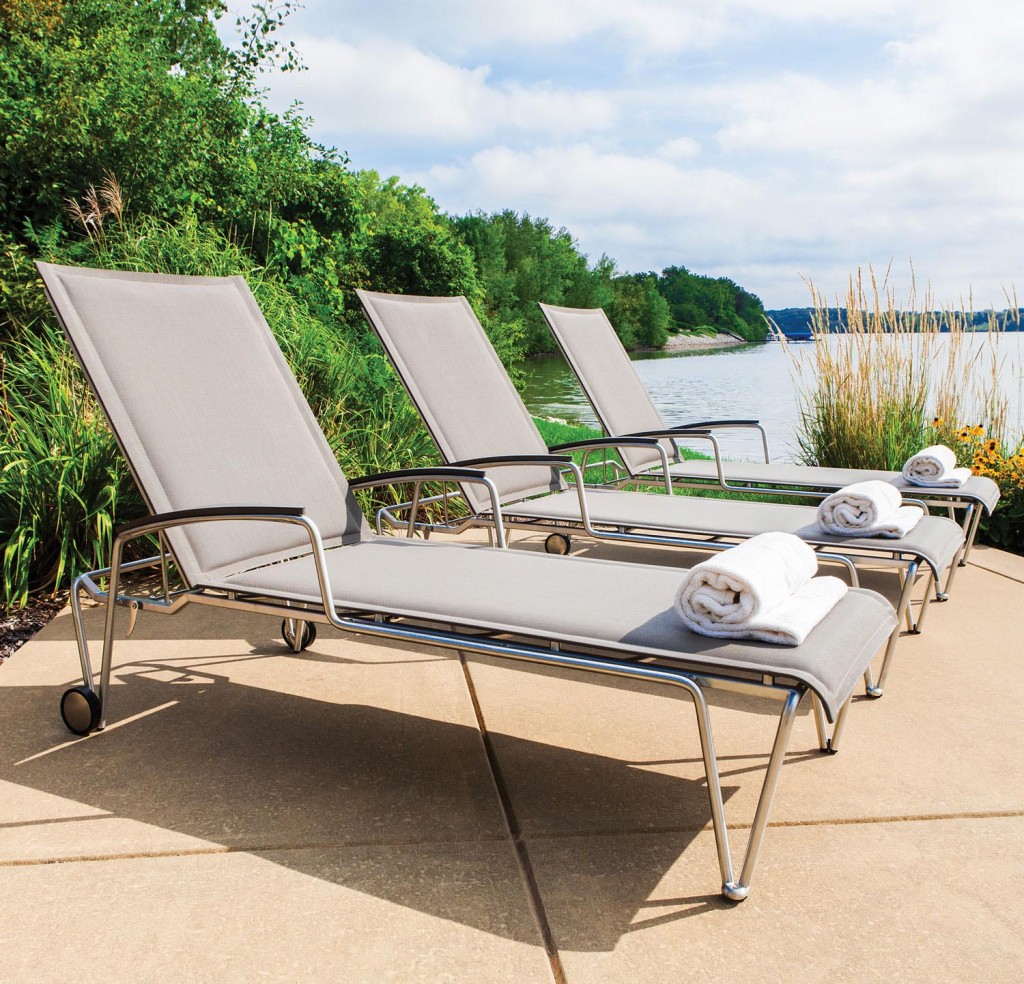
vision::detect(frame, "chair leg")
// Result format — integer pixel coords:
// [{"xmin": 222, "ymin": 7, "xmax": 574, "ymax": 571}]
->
[
  {"xmin": 960, "ymin": 504, "xmax": 982, "ymax": 565},
  {"xmin": 869, "ymin": 563, "xmax": 918, "ymax": 696},
  {"xmin": 912, "ymin": 567, "xmax": 936, "ymax": 634},
  {"xmin": 826, "ymin": 696, "xmax": 853, "ymax": 753},
  {"xmin": 96, "ymin": 537, "xmax": 126, "ymax": 732},
  {"xmin": 811, "ymin": 693, "xmax": 850, "ymax": 753},
  {"xmin": 939, "ymin": 544, "xmax": 965, "ymax": 599},
  {"xmin": 70, "ymin": 574, "xmax": 97, "ymax": 693},
  {"xmin": 686, "ymin": 682, "xmax": 803, "ymax": 901},
  {"xmin": 731, "ymin": 690, "xmax": 802, "ymax": 898}
]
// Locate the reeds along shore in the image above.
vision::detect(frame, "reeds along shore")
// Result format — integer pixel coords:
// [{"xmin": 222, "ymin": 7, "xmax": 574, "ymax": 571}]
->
[{"xmin": 777, "ymin": 266, "xmax": 1021, "ymax": 471}]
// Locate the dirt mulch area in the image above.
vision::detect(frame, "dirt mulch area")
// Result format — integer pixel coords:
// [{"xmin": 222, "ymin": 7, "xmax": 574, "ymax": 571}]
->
[{"xmin": 0, "ymin": 592, "xmax": 68, "ymax": 663}]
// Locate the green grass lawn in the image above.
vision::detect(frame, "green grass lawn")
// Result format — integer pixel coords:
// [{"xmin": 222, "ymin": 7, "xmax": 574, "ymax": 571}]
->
[{"xmin": 532, "ymin": 416, "xmax": 817, "ymax": 504}]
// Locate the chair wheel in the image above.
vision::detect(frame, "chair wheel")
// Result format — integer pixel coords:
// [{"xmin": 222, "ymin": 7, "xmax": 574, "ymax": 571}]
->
[
  {"xmin": 544, "ymin": 533, "xmax": 572, "ymax": 555},
  {"xmin": 60, "ymin": 686, "xmax": 101, "ymax": 736},
  {"xmin": 282, "ymin": 618, "xmax": 317, "ymax": 652}
]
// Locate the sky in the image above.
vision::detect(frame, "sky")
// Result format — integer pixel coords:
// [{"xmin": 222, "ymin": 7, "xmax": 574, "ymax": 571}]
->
[{"xmin": 229, "ymin": 0, "xmax": 1024, "ymax": 309}]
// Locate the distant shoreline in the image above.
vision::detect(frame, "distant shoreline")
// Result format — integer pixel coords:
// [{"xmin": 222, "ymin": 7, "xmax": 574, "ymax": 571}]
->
[{"xmin": 654, "ymin": 333, "xmax": 751, "ymax": 354}]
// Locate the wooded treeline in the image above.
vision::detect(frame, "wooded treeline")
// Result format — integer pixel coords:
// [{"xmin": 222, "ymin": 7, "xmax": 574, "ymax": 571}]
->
[{"xmin": 0, "ymin": 0, "xmax": 767, "ymax": 358}]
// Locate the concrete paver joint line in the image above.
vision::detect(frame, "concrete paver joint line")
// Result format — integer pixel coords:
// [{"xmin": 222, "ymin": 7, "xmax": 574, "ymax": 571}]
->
[{"xmin": 458, "ymin": 652, "xmax": 568, "ymax": 984}]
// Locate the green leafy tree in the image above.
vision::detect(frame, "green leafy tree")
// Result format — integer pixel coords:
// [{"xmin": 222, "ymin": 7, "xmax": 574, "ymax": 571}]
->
[
  {"xmin": 657, "ymin": 265, "xmax": 767, "ymax": 342},
  {"xmin": 608, "ymin": 273, "xmax": 670, "ymax": 349},
  {"xmin": 453, "ymin": 210, "xmax": 616, "ymax": 355}
]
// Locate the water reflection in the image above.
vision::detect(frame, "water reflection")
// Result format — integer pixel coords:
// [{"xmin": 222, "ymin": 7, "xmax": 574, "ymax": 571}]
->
[{"xmin": 519, "ymin": 342, "xmax": 808, "ymax": 461}]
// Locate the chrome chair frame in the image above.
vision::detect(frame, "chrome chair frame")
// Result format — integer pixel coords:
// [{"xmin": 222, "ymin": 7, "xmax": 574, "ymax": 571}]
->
[{"xmin": 67, "ymin": 481, "xmax": 853, "ymax": 903}]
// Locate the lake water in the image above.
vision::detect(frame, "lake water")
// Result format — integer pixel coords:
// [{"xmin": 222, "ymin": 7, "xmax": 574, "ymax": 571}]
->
[{"xmin": 519, "ymin": 335, "xmax": 1024, "ymax": 462}]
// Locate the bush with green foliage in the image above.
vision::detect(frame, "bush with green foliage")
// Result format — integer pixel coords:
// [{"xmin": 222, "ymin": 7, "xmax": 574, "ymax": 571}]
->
[{"xmin": 0, "ymin": 214, "xmax": 437, "ymax": 608}]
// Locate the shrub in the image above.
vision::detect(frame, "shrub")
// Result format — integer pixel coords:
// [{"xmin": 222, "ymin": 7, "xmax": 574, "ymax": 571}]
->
[{"xmin": 951, "ymin": 426, "xmax": 1024, "ymax": 552}]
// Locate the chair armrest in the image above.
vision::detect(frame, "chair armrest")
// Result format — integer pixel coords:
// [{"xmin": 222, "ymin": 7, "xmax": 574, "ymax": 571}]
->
[
  {"xmin": 670, "ymin": 419, "xmax": 760, "ymax": 430},
  {"xmin": 117, "ymin": 505, "xmax": 305, "ymax": 538},
  {"xmin": 659, "ymin": 420, "xmax": 771, "ymax": 463},
  {"xmin": 348, "ymin": 466, "xmax": 486, "ymax": 490},
  {"xmin": 547, "ymin": 437, "xmax": 660, "ymax": 452},
  {"xmin": 622, "ymin": 429, "xmax": 712, "ymax": 440},
  {"xmin": 348, "ymin": 465, "xmax": 507, "ymax": 548},
  {"xmin": 449, "ymin": 454, "xmax": 572, "ymax": 469}
]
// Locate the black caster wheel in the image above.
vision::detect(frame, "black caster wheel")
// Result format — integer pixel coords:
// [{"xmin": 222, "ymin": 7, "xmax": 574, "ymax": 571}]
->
[
  {"xmin": 60, "ymin": 686, "xmax": 101, "ymax": 736},
  {"xmin": 282, "ymin": 618, "xmax": 317, "ymax": 653},
  {"xmin": 544, "ymin": 533, "xmax": 572, "ymax": 555}
]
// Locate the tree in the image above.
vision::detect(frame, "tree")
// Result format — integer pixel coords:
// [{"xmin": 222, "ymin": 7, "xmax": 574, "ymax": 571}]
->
[
  {"xmin": 453, "ymin": 210, "xmax": 617, "ymax": 355},
  {"xmin": 608, "ymin": 273, "xmax": 670, "ymax": 349},
  {"xmin": 656, "ymin": 265, "xmax": 767, "ymax": 342},
  {"xmin": 0, "ymin": 0, "xmax": 313, "ymax": 238}
]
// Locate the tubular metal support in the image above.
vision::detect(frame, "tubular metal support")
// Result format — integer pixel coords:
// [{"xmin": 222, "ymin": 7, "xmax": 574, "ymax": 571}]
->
[
  {"xmin": 961, "ymin": 504, "xmax": 984, "ymax": 564},
  {"xmin": 827, "ymin": 695, "xmax": 852, "ymax": 753},
  {"xmin": 873, "ymin": 559, "xmax": 919, "ymax": 694},
  {"xmin": 727, "ymin": 689, "xmax": 802, "ymax": 900},
  {"xmin": 70, "ymin": 574, "xmax": 96, "ymax": 693},
  {"xmin": 68, "ymin": 519, "xmax": 835, "ymax": 899},
  {"xmin": 86, "ymin": 510, "xmax": 342, "ymax": 729}
]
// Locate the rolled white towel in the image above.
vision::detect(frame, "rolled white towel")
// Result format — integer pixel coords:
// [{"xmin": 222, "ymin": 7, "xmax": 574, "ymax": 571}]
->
[
  {"xmin": 674, "ymin": 531, "xmax": 848, "ymax": 646},
  {"xmin": 817, "ymin": 480, "xmax": 923, "ymax": 538},
  {"xmin": 902, "ymin": 444, "xmax": 971, "ymax": 488}
]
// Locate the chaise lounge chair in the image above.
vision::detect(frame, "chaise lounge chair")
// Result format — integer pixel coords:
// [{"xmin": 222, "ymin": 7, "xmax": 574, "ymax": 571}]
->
[
  {"xmin": 38, "ymin": 262, "xmax": 898, "ymax": 902},
  {"xmin": 539, "ymin": 302, "xmax": 998, "ymax": 562},
  {"xmin": 356, "ymin": 290, "xmax": 966, "ymax": 694}
]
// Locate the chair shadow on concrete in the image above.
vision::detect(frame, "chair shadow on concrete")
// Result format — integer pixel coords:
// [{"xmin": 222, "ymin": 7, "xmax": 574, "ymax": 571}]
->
[{"xmin": 2, "ymin": 638, "xmax": 762, "ymax": 950}]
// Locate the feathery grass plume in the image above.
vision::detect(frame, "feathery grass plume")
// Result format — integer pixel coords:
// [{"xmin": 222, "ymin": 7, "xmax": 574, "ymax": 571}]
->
[
  {"xmin": 781, "ymin": 264, "xmax": 1020, "ymax": 471},
  {"xmin": 65, "ymin": 172, "xmax": 127, "ymax": 245}
]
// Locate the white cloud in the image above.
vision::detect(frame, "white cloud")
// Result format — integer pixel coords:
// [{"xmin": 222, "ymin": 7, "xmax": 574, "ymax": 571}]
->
[
  {"xmin": 658, "ymin": 137, "xmax": 701, "ymax": 161},
  {"xmin": 421, "ymin": 144, "xmax": 756, "ymax": 223},
  {"xmin": 235, "ymin": 0, "xmax": 1024, "ymax": 306},
  {"xmin": 261, "ymin": 36, "xmax": 616, "ymax": 141}
]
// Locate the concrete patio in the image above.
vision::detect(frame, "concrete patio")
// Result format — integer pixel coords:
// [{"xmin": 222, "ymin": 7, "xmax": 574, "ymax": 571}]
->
[{"xmin": 1, "ymin": 533, "xmax": 1022, "ymax": 982}]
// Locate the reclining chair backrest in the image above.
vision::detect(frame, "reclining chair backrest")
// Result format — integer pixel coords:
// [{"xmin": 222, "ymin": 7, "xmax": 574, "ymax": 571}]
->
[
  {"xmin": 357, "ymin": 291, "xmax": 565, "ymax": 513},
  {"xmin": 38, "ymin": 264, "xmax": 368, "ymax": 585},
  {"xmin": 539, "ymin": 303, "xmax": 671, "ymax": 475}
]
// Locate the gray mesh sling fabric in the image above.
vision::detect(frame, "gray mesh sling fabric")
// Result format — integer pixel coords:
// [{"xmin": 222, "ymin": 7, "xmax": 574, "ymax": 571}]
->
[
  {"xmin": 538, "ymin": 303, "xmax": 666, "ymax": 474},
  {"xmin": 357, "ymin": 292, "xmax": 564, "ymax": 513},
  {"xmin": 212, "ymin": 536, "xmax": 896, "ymax": 719},
  {"xmin": 540, "ymin": 302, "xmax": 1000, "ymax": 514},
  {"xmin": 36, "ymin": 262, "xmax": 897, "ymax": 719},
  {"xmin": 39, "ymin": 264, "xmax": 369, "ymax": 584}
]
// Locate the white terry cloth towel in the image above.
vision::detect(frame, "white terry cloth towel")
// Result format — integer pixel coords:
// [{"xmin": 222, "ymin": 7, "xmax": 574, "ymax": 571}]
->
[
  {"xmin": 674, "ymin": 531, "xmax": 848, "ymax": 646},
  {"xmin": 817, "ymin": 480, "xmax": 923, "ymax": 538},
  {"xmin": 902, "ymin": 444, "xmax": 972, "ymax": 488}
]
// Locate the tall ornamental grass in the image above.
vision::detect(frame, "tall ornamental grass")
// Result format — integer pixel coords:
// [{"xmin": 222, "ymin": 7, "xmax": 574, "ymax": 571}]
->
[
  {"xmin": 782, "ymin": 267, "xmax": 1019, "ymax": 471},
  {"xmin": 0, "ymin": 324, "xmax": 138, "ymax": 608},
  {"xmin": 780, "ymin": 266, "xmax": 1024, "ymax": 551}
]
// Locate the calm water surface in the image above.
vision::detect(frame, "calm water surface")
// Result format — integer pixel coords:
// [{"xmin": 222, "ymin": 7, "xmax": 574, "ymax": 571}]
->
[{"xmin": 519, "ymin": 336, "xmax": 1024, "ymax": 462}]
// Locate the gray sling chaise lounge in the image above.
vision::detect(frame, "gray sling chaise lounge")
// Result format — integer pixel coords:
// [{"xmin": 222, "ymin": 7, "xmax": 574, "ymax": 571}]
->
[
  {"xmin": 39, "ymin": 262, "xmax": 899, "ymax": 902},
  {"xmin": 539, "ymin": 302, "xmax": 999, "ymax": 562},
  {"xmin": 357, "ymin": 290, "xmax": 966, "ymax": 694}
]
